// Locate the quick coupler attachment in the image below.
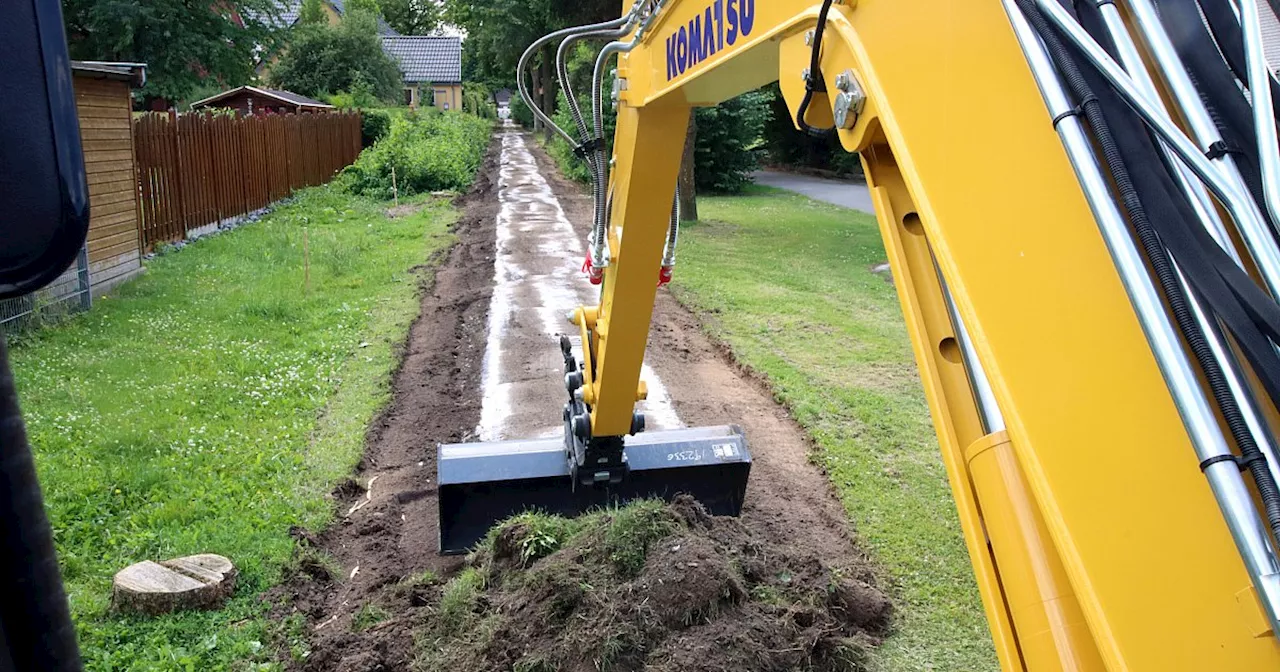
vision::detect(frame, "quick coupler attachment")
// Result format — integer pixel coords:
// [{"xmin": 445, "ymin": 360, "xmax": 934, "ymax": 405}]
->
[{"xmin": 436, "ymin": 425, "xmax": 751, "ymax": 554}]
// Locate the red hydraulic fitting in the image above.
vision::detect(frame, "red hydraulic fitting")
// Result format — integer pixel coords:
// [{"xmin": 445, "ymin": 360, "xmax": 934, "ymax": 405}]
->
[
  {"xmin": 657, "ymin": 265, "xmax": 673, "ymax": 287},
  {"xmin": 582, "ymin": 255, "xmax": 604, "ymax": 285}
]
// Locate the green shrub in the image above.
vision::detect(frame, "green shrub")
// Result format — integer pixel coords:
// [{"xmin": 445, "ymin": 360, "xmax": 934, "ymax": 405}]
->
[
  {"xmin": 548, "ymin": 90, "xmax": 603, "ymax": 184},
  {"xmin": 761, "ymin": 82, "xmax": 862, "ymax": 178},
  {"xmin": 546, "ymin": 82, "xmax": 769, "ymax": 195},
  {"xmin": 693, "ymin": 90, "xmax": 771, "ymax": 193},
  {"xmin": 340, "ymin": 111, "xmax": 492, "ymax": 198},
  {"xmin": 361, "ymin": 109, "xmax": 393, "ymax": 147},
  {"xmin": 510, "ymin": 95, "xmax": 534, "ymax": 128}
]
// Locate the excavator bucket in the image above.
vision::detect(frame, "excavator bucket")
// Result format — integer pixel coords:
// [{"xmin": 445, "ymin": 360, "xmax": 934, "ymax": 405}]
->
[{"xmin": 437, "ymin": 425, "xmax": 751, "ymax": 554}]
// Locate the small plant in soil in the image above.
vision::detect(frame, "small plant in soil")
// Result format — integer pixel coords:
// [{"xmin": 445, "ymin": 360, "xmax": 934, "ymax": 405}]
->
[
  {"xmin": 287, "ymin": 547, "xmax": 341, "ymax": 583},
  {"xmin": 352, "ymin": 603, "xmax": 391, "ymax": 632}
]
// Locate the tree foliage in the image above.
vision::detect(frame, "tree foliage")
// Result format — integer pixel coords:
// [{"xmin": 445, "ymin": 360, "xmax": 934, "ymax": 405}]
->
[
  {"xmin": 761, "ymin": 84, "xmax": 862, "ymax": 177},
  {"xmin": 345, "ymin": 0, "xmax": 382, "ymax": 17},
  {"xmin": 382, "ymin": 0, "xmax": 442, "ymax": 35},
  {"xmin": 443, "ymin": 0, "xmax": 616, "ymax": 92},
  {"xmin": 62, "ymin": 0, "xmax": 283, "ymax": 103},
  {"xmin": 545, "ymin": 47, "xmax": 770, "ymax": 196},
  {"xmin": 694, "ymin": 92, "xmax": 771, "ymax": 193},
  {"xmin": 269, "ymin": 12, "xmax": 403, "ymax": 102},
  {"xmin": 298, "ymin": 0, "xmax": 328, "ymax": 25}
]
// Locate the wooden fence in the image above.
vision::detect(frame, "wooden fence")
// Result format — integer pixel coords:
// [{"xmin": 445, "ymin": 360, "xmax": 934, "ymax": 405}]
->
[{"xmin": 133, "ymin": 111, "xmax": 362, "ymax": 250}]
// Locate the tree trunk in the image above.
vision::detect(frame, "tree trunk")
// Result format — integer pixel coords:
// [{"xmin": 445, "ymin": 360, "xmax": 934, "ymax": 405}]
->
[
  {"xmin": 678, "ymin": 113, "xmax": 698, "ymax": 222},
  {"xmin": 530, "ymin": 63, "xmax": 543, "ymax": 133},
  {"xmin": 540, "ymin": 45, "xmax": 557, "ymax": 143}
]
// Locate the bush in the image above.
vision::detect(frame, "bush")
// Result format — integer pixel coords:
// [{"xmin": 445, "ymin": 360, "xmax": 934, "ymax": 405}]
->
[
  {"xmin": 693, "ymin": 90, "xmax": 771, "ymax": 193},
  {"xmin": 339, "ymin": 111, "xmax": 492, "ymax": 198},
  {"xmin": 761, "ymin": 83, "xmax": 862, "ymax": 178},
  {"xmin": 509, "ymin": 95, "xmax": 534, "ymax": 128},
  {"xmin": 361, "ymin": 109, "xmax": 393, "ymax": 147},
  {"xmin": 546, "ymin": 86, "xmax": 769, "ymax": 195},
  {"xmin": 462, "ymin": 82, "xmax": 498, "ymax": 119},
  {"xmin": 548, "ymin": 90, "xmax": 608, "ymax": 184},
  {"xmin": 327, "ymin": 81, "xmax": 381, "ymax": 111}
]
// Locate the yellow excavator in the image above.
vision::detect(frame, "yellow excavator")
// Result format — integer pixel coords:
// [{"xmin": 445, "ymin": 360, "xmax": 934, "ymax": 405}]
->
[
  {"xmin": 435, "ymin": 0, "xmax": 1280, "ymax": 669},
  {"xmin": 7, "ymin": 0, "xmax": 1280, "ymax": 669}
]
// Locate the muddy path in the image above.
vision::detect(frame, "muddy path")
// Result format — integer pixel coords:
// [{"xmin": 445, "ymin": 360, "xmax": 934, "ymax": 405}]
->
[{"xmin": 278, "ymin": 128, "xmax": 882, "ymax": 671}]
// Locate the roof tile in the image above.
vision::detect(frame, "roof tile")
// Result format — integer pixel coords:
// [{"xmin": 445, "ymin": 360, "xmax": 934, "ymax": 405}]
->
[{"xmin": 381, "ymin": 36, "xmax": 462, "ymax": 84}]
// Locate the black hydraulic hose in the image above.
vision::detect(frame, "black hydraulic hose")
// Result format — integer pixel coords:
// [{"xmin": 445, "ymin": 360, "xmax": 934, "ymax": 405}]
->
[
  {"xmin": 1153, "ymin": 0, "xmax": 1273, "ymax": 227},
  {"xmin": 1193, "ymin": 0, "xmax": 1280, "ymax": 129},
  {"xmin": 0, "ymin": 335, "xmax": 81, "ymax": 671},
  {"xmin": 1020, "ymin": 0, "xmax": 1280, "ymax": 540},
  {"xmin": 795, "ymin": 0, "xmax": 836, "ymax": 137}
]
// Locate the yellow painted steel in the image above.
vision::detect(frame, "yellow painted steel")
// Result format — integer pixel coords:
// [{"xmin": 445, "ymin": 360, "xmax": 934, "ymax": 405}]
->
[
  {"xmin": 966, "ymin": 431, "xmax": 1105, "ymax": 670},
  {"xmin": 572, "ymin": 0, "xmax": 1280, "ymax": 668},
  {"xmin": 589, "ymin": 102, "xmax": 691, "ymax": 437}
]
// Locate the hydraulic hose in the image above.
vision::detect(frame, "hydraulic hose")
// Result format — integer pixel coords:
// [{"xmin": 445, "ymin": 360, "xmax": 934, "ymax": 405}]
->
[
  {"xmin": 663, "ymin": 189, "xmax": 680, "ymax": 269},
  {"xmin": 589, "ymin": 40, "xmax": 638, "ymax": 271},
  {"xmin": 796, "ymin": 0, "xmax": 837, "ymax": 137},
  {"xmin": 1018, "ymin": 0, "xmax": 1280, "ymax": 541},
  {"xmin": 516, "ymin": 12, "xmax": 638, "ymax": 146}
]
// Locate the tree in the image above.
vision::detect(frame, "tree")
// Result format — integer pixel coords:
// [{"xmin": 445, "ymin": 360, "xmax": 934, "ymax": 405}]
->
[
  {"xmin": 382, "ymin": 0, "xmax": 441, "ymax": 35},
  {"xmin": 678, "ymin": 116, "xmax": 698, "ymax": 221},
  {"xmin": 62, "ymin": 0, "xmax": 283, "ymax": 104},
  {"xmin": 693, "ymin": 91, "xmax": 771, "ymax": 193},
  {"xmin": 298, "ymin": 0, "xmax": 328, "ymax": 25},
  {"xmin": 345, "ymin": 0, "xmax": 382, "ymax": 17},
  {"xmin": 270, "ymin": 12, "xmax": 403, "ymax": 102},
  {"xmin": 444, "ymin": 0, "xmax": 620, "ymax": 127}
]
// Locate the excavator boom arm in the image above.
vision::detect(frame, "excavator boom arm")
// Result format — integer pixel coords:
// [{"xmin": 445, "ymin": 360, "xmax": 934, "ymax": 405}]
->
[{"xmin": 563, "ymin": 0, "xmax": 1280, "ymax": 668}]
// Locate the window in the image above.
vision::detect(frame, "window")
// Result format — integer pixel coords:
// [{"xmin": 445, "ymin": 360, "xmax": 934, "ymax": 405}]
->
[{"xmin": 403, "ymin": 88, "xmax": 414, "ymax": 106}]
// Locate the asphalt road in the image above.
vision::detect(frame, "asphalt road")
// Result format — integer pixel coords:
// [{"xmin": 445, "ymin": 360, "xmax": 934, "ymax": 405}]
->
[{"xmin": 751, "ymin": 169, "xmax": 875, "ymax": 214}]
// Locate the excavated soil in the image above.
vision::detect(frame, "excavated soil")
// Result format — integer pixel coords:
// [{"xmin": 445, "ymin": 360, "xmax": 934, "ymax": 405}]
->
[
  {"xmin": 273, "ymin": 132, "xmax": 891, "ymax": 671},
  {"xmin": 417, "ymin": 496, "xmax": 890, "ymax": 672}
]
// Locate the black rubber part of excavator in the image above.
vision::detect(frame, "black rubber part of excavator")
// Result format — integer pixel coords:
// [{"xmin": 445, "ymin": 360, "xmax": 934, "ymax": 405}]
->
[{"xmin": 1017, "ymin": 0, "xmax": 1280, "ymax": 539}]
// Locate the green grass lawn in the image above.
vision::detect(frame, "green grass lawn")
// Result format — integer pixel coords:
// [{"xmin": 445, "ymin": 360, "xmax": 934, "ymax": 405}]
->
[
  {"xmin": 11, "ymin": 188, "xmax": 455, "ymax": 671},
  {"xmin": 670, "ymin": 186, "xmax": 998, "ymax": 671}
]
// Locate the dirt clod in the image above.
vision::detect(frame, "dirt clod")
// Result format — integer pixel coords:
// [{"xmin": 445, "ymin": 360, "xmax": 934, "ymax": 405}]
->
[{"xmin": 420, "ymin": 497, "xmax": 890, "ymax": 672}]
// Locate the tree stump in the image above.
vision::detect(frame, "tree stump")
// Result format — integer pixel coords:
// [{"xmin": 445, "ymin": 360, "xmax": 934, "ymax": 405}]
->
[{"xmin": 112, "ymin": 554, "xmax": 237, "ymax": 616}]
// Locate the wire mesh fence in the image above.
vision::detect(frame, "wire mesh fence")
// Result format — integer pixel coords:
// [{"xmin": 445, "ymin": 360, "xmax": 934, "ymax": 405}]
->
[{"xmin": 0, "ymin": 247, "xmax": 92, "ymax": 336}]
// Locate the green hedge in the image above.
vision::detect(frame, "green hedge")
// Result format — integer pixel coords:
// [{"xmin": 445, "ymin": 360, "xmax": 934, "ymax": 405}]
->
[
  {"xmin": 361, "ymin": 109, "xmax": 393, "ymax": 147},
  {"xmin": 339, "ymin": 110, "xmax": 492, "ymax": 199}
]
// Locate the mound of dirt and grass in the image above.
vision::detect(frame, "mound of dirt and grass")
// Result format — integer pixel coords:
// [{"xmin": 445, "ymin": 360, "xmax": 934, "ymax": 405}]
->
[{"xmin": 413, "ymin": 496, "xmax": 892, "ymax": 672}]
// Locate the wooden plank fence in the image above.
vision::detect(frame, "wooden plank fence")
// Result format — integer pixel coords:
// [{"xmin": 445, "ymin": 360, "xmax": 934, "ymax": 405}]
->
[{"xmin": 133, "ymin": 111, "xmax": 362, "ymax": 250}]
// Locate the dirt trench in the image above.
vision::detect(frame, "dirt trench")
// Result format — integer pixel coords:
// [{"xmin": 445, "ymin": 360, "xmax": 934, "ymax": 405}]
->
[{"xmin": 275, "ymin": 129, "xmax": 888, "ymax": 671}]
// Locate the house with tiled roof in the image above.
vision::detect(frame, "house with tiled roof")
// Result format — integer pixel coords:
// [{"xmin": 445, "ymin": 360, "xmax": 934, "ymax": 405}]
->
[{"xmin": 381, "ymin": 36, "xmax": 463, "ymax": 111}]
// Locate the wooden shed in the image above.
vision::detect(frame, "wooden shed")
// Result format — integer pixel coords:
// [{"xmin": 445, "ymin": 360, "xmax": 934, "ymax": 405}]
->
[
  {"xmin": 73, "ymin": 60, "xmax": 146, "ymax": 296},
  {"xmin": 189, "ymin": 86, "xmax": 335, "ymax": 116}
]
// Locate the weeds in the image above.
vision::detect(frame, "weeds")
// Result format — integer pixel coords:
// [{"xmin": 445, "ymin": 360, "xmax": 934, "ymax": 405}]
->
[
  {"xmin": 352, "ymin": 603, "xmax": 391, "ymax": 632},
  {"xmin": 437, "ymin": 567, "xmax": 485, "ymax": 634},
  {"xmin": 339, "ymin": 111, "xmax": 491, "ymax": 199},
  {"xmin": 602, "ymin": 500, "xmax": 678, "ymax": 577}
]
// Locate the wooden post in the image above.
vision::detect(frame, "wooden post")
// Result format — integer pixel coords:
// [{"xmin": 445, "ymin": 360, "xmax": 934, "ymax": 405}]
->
[{"xmin": 391, "ymin": 164, "xmax": 399, "ymax": 207}]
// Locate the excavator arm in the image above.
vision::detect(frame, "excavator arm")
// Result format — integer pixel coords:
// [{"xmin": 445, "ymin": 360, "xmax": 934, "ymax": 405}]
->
[{"xmin": 440, "ymin": 1, "xmax": 1280, "ymax": 668}]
